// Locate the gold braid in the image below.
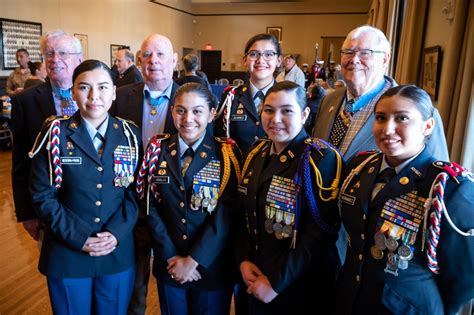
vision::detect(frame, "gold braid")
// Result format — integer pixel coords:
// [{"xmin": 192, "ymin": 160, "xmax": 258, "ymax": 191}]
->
[
  {"xmin": 240, "ymin": 140, "xmax": 267, "ymax": 184},
  {"xmin": 219, "ymin": 143, "xmax": 242, "ymax": 196},
  {"xmin": 309, "ymin": 145, "xmax": 343, "ymax": 201}
]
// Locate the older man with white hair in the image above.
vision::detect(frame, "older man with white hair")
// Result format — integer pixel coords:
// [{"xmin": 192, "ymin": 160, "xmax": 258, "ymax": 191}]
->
[{"xmin": 11, "ymin": 29, "xmax": 82, "ymax": 239}]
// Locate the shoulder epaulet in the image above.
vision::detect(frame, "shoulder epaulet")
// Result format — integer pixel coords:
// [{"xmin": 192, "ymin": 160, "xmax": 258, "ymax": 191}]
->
[
  {"xmin": 356, "ymin": 150, "xmax": 380, "ymax": 157},
  {"xmin": 152, "ymin": 133, "xmax": 171, "ymax": 141},
  {"xmin": 214, "ymin": 136, "xmax": 237, "ymax": 146},
  {"xmin": 432, "ymin": 161, "xmax": 473, "ymax": 182},
  {"xmin": 223, "ymin": 85, "xmax": 235, "ymax": 92},
  {"xmin": 116, "ymin": 116, "xmax": 138, "ymax": 127}
]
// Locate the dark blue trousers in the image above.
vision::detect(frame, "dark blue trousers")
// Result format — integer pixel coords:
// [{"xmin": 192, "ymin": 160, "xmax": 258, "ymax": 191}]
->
[
  {"xmin": 47, "ymin": 266, "xmax": 135, "ymax": 315},
  {"xmin": 157, "ymin": 282, "xmax": 233, "ymax": 315}
]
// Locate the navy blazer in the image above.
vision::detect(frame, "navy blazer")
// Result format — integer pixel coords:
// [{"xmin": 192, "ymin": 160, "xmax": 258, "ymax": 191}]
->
[
  {"xmin": 147, "ymin": 132, "xmax": 239, "ymax": 290},
  {"xmin": 214, "ymin": 83, "xmax": 267, "ymax": 155},
  {"xmin": 115, "ymin": 65, "xmax": 144, "ymax": 88},
  {"xmin": 110, "ymin": 81, "xmax": 178, "ymax": 133},
  {"xmin": 337, "ymin": 148, "xmax": 474, "ymax": 315},
  {"xmin": 29, "ymin": 114, "xmax": 141, "ymax": 278},
  {"xmin": 11, "ymin": 81, "xmax": 56, "ymax": 222},
  {"xmin": 312, "ymin": 77, "xmax": 449, "ymax": 161},
  {"xmin": 236, "ymin": 130, "xmax": 342, "ymax": 313}
]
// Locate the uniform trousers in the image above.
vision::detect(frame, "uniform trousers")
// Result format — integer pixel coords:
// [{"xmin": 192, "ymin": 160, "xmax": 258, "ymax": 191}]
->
[{"xmin": 47, "ymin": 266, "xmax": 135, "ymax": 315}]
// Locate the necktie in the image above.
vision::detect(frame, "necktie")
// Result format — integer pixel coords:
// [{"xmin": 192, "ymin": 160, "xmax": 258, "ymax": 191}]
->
[
  {"xmin": 371, "ymin": 167, "xmax": 396, "ymax": 200},
  {"xmin": 254, "ymin": 90, "xmax": 265, "ymax": 113},
  {"xmin": 181, "ymin": 147, "xmax": 194, "ymax": 176},
  {"xmin": 145, "ymin": 90, "xmax": 168, "ymax": 115},
  {"xmin": 94, "ymin": 132, "xmax": 105, "ymax": 157},
  {"xmin": 58, "ymin": 89, "xmax": 77, "ymax": 116},
  {"xmin": 329, "ymin": 99, "xmax": 354, "ymax": 148}
]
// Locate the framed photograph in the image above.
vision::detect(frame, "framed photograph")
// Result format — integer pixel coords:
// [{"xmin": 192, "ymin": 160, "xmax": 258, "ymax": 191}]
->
[
  {"xmin": 74, "ymin": 34, "xmax": 88, "ymax": 59},
  {"xmin": 110, "ymin": 44, "xmax": 130, "ymax": 67},
  {"xmin": 0, "ymin": 18, "xmax": 42, "ymax": 70},
  {"xmin": 421, "ymin": 46, "xmax": 442, "ymax": 101},
  {"xmin": 266, "ymin": 27, "xmax": 282, "ymax": 42}
]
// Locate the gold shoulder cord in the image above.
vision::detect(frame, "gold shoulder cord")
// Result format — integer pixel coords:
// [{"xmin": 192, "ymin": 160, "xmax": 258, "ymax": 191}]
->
[
  {"xmin": 240, "ymin": 140, "xmax": 267, "ymax": 184},
  {"xmin": 219, "ymin": 143, "xmax": 242, "ymax": 195},
  {"xmin": 309, "ymin": 145, "xmax": 343, "ymax": 201}
]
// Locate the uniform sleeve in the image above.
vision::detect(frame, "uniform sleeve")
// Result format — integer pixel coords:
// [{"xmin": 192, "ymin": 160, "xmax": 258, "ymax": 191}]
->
[
  {"xmin": 437, "ymin": 178, "xmax": 474, "ymax": 314},
  {"xmin": 29, "ymin": 143, "xmax": 94, "ymax": 251}
]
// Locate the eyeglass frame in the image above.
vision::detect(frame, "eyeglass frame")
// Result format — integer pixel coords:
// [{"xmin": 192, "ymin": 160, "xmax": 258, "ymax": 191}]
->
[
  {"xmin": 44, "ymin": 50, "xmax": 82, "ymax": 60},
  {"xmin": 245, "ymin": 50, "xmax": 279, "ymax": 61},
  {"xmin": 340, "ymin": 48, "xmax": 386, "ymax": 60}
]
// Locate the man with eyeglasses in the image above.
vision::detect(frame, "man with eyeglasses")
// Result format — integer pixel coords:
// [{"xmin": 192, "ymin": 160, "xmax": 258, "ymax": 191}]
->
[
  {"xmin": 110, "ymin": 33, "xmax": 179, "ymax": 315},
  {"xmin": 11, "ymin": 30, "xmax": 82, "ymax": 241},
  {"xmin": 276, "ymin": 54, "xmax": 305, "ymax": 88}
]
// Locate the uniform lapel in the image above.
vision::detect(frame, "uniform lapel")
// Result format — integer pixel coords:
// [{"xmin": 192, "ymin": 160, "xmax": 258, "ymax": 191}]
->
[
  {"xmin": 100, "ymin": 116, "xmax": 121, "ymax": 163},
  {"xmin": 184, "ymin": 132, "xmax": 216, "ymax": 185},
  {"xmin": 66, "ymin": 114, "xmax": 102, "ymax": 165},
  {"xmin": 125, "ymin": 83, "xmax": 145, "ymax": 127},
  {"xmin": 162, "ymin": 134, "xmax": 182, "ymax": 184},
  {"xmin": 314, "ymin": 87, "xmax": 345, "ymax": 140},
  {"xmin": 239, "ymin": 85, "xmax": 259, "ymax": 120},
  {"xmin": 163, "ymin": 82, "xmax": 178, "ymax": 134},
  {"xmin": 36, "ymin": 82, "xmax": 56, "ymax": 117}
]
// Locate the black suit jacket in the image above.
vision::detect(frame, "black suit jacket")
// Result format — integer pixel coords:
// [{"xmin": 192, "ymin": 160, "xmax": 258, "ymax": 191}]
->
[
  {"xmin": 115, "ymin": 65, "xmax": 143, "ymax": 88},
  {"xmin": 110, "ymin": 81, "xmax": 178, "ymax": 134},
  {"xmin": 11, "ymin": 81, "xmax": 57, "ymax": 222}
]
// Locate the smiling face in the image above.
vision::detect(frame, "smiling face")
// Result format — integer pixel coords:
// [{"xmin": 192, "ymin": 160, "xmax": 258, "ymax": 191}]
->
[
  {"xmin": 172, "ymin": 91, "xmax": 214, "ymax": 147},
  {"xmin": 261, "ymin": 90, "xmax": 309, "ymax": 153},
  {"xmin": 44, "ymin": 36, "xmax": 82, "ymax": 87},
  {"xmin": 16, "ymin": 51, "xmax": 30, "ymax": 69},
  {"xmin": 373, "ymin": 95, "xmax": 434, "ymax": 167},
  {"xmin": 72, "ymin": 68, "xmax": 116, "ymax": 128},
  {"xmin": 244, "ymin": 39, "xmax": 281, "ymax": 88}
]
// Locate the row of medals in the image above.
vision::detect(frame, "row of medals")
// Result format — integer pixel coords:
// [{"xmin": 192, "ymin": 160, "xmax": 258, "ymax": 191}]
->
[
  {"xmin": 190, "ymin": 190, "xmax": 217, "ymax": 213},
  {"xmin": 371, "ymin": 231, "xmax": 414, "ymax": 275},
  {"xmin": 264, "ymin": 211, "xmax": 294, "ymax": 240},
  {"xmin": 114, "ymin": 175, "xmax": 134, "ymax": 188}
]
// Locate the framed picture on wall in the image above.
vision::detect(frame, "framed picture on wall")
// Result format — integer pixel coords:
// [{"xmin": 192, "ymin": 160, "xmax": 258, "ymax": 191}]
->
[
  {"xmin": 421, "ymin": 46, "xmax": 442, "ymax": 101},
  {"xmin": 110, "ymin": 44, "xmax": 130, "ymax": 67},
  {"xmin": 266, "ymin": 27, "xmax": 282, "ymax": 42},
  {"xmin": 74, "ymin": 34, "xmax": 88, "ymax": 60}
]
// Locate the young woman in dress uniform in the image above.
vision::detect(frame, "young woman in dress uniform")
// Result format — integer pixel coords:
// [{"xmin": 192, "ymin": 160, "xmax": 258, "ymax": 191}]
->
[
  {"xmin": 236, "ymin": 81, "xmax": 343, "ymax": 314},
  {"xmin": 336, "ymin": 85, "xmax": 474, "ymax": 315},
  {"xmin": 29, "ymin": 60, "xmax": 141, "ymax": 314},
  {"xmin": 136, "ymin": 83, "xmax": 241, "ymax": 315},
  {"xmin": 215, "ymin": 33, "xmax": 282, "ymax": 154}
]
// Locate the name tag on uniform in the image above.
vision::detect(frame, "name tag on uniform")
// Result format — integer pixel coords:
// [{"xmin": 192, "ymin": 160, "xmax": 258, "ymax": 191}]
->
[
  {"xmin": 341, "ymin": 193, "xmax": 356, "ymax": 205},
  {"xmin": 153, "ymin": 176, "xmax": 170, "ymax": 184},
  {"xmin": 231, "ymin": 115, "xmax": 247, "ymax": 121},
  {"xmin": 60, "ymin": 157, "xmax": 82, "ymax": 165},
  {"xmin": 238, "ymin": 185, "xmax": 247, "ymax": 195}
]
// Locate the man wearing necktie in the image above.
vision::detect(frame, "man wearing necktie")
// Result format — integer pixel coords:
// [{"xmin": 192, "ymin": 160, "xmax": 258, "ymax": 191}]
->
[
  {"xmin": 110, "ymin": 33, "xmax": 180, "ymax": 315},
  {"xmin": 11, "ymin": 30, "xmax": 82, "ymax": 241}
]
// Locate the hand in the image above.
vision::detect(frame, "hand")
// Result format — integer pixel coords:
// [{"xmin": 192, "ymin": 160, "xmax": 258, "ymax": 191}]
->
[
  {"xmin": 247, "ymin": 275, "xmax": 278, "ymax": 304},
  {"xmin": 22, "ymin": 218, "xmax": 42, "ymax": 241},
  {"xmin": 82, "ymin": 232, "xmax": 117, "ymax": 256},
  {"xmin": 167, "ymin": 256, "xmax": 199, "ymax": 284},
  {"xmin": 239, "ymin": 261, "xmax": 263, "ymax": 287}
]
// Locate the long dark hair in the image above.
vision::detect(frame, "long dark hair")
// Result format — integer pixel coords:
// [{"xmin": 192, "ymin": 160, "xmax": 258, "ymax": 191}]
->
[
  {"xmin": 72, "ymin": 59, "xmax": 114, "ymax": 83},
  {"xmin": 377, "ymin": 85, "xmax": 434, "ymax": 120}
]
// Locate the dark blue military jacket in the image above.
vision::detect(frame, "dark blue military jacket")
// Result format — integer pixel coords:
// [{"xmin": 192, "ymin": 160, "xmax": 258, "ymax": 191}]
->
[
  {"xmin": 147, "ymin": 131, "xmax": 239, "ymax": 290},
  {"xmin": 236, "ymin": 130, "xmax": 342, "ymax": 314},
  {"xmin": 214, "ymin": 83, "xmax": 268, "ymax": 155},
  {"xmin": 29, "ymin": 113, "xmax": 141, "ymax": 279},
  {"xmin": 336, "ymin": 148, "xmax": 474, "ymax": 315}
]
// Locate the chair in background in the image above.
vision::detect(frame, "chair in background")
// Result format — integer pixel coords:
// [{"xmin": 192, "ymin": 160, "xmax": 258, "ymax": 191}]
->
[
  {"xmin": 218, "ymin": 78, "xmax": 229, "ymax": 85},
  {"xmin": 0, "ymin": 127, "xmax": 13, "ymax": 149},
  {"xmin": 232, "ymin": 79, "xmax": 244, "ymax": 86}
]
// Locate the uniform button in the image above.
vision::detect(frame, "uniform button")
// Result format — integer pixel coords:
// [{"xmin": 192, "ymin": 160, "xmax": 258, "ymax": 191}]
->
[
  {"xmin": 97, "ymin": 166, "xmax": 103, "ymax": 172},
  {"xmin": 362, "ymin": 214, "xmax": 366, "ymax": 220},
  {"xmin": 254, "ymin": 136, "xmax": 258, "ymax": 140},
  {"xmin": 179, "ymin": 202, "xmax": 185, "ymax": 208},
  {"xmin": 96, "ymin": 183, "xmax": 102, "ymax": 189},
  {"xmin": 255, "ymin": 121, "xmax": 260, "ymax": 126},
  {"xmin": 182, "ymin": 234, "xmax": 188, "ymax": 240},
  {"xmin": 255, "ymin": 245, "xmax": 258, "ymax": 250},
  {"xmin": 181, "ymin": 218, "xmax": 186, "ymax": 224},
  {"xmin": 356, "ymin": 275, "xmax": 360, "ymax": 282},
  {"xmin": 253, "ymin": 211, "xmax": 257, "ymax": 217},
  {"xmin": 361, "ymin": 233, "xmax": 365, "ymax": 240},
  {"xmin": 254, "ymin": 229, "xmax": 257, "ymax": 234},
  {"xmin": 95, "ymin": 201, "xmax": 102, "ymax": 206},
  {"xmin": 94, "ymin": 217, "xmax": 100, "ymax": 223},
  {"xmin": 358, "ymin": 254, "xmax": 363, "ymax": 261},
  {"xmin": 179, "ymin": 185, "xmax": 185, "ymax": 191}
]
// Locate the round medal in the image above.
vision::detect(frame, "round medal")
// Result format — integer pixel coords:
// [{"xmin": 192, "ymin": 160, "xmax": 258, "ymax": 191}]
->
[
  {"xmin": 264, "ymin": 219, "xmax": 274, "ymax": 234},
  {"xmin": 282, "ymin": 225, "xmax": 293, "ymax": 238},
  {"xmin": 370, "ymin": 245, "xmax": 384, "ymax": 260},
  {"xmin": 385, "ymin": 237, "xmax": 399, "ymax": 251},
  {"xmin": 210, "ymin": 198, "xmax": 217, "ymax": 207},
  {"xmin": 201, "ymin": 198, "xmax": 210, "ymax": 208},
  {"xmin": 397, "ymin": 245, "xmax": 413, "ymax": 261},
  {"xmin": 398, "ymin": 259, "xmax": 409, "ymax": 270},
  {"xmin": 273, "ymin": 222, "xmax": 283, "ymax": 233},
  {"xmin": 275, "ymin": 230, "xmax": 283, "ymax": 240},
  {"xmin": 374, "ymin": 231, "xmax": 387, "ymax": 250}
]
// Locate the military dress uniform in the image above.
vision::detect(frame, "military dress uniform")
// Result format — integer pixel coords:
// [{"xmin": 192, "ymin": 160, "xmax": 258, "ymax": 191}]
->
[
  {"xmin": 138, "ymin": 131, "xmax": 241, "ymax": 315},
  {"xmin": 236, "ymin": 130, "xmax": 343, "ymax": 314},
  {"xmin": 29, "ymin": 113, "xmax": 142, "ymax": 314},
  {"xmin": 336, "ymin": 147, "xmax": 474, "ymax": 315}
]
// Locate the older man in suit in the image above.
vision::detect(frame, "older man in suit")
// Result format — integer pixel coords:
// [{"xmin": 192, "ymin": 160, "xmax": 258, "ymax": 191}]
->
[
  {"xmin": 11, "ymin": 30, "xmax": 82, "ymax": 240},
  {"xmin": 114, "ymin": 47, "xmax": 143, "ymax": 88},
  {"xmin": 312, "ymin": 25, "xmax": 448, "ymax": 161},
  {"xmin": 110, "ymin": 33, "xmax": 179, "ymax": 315}
]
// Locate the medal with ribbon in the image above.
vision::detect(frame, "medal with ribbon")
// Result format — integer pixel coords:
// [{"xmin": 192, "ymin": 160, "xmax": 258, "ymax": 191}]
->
[
  {"xmin": 266, "ymin": 175, "xmax": 296, "ymax": 240},
  {"xmin": 191, "ymin": 160, "xmax": 221, "ymax": 213},
  {"xmin": 113, "ymin": 145, "xmax": 138, "ymax": 187}
]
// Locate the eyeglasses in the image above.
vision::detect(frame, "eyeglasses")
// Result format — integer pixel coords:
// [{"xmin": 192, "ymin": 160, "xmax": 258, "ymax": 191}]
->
[
  {"xmin": 340, "ymin": 49, "xmax": 385, "ymax": 60},
  {"xmin": 45, "ymin": 50, "xmax": 81, "ymax": 60},
  {"xmin": 245, "ymin": 50, "xmax": 278, "ymax": 61}
]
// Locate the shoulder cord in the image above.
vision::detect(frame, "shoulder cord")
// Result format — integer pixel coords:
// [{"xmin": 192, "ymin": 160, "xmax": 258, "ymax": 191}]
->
[
  {"xmin": 120, "ymin": 119, "xmax": 140, "ymax": 172},
  {"xmin": 240, "ymin": 140, "xmax": 267, "ymax": 183},
  {"xmin": 214, "ymin": 87, "xmax": 237, "ymax": 138},
  {"xmin": 136, "ymin": 137, "xmax": 162, "ymax": 202},
  {"xmin": 219, "ymin": 142, "xmax": 242, "ymax": 196}
]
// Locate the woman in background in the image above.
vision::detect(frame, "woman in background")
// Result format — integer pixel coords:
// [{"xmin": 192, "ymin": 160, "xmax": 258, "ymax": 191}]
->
[{"xmin": 24, "ymin": 61, "xmax": 47, "ymax": 89}]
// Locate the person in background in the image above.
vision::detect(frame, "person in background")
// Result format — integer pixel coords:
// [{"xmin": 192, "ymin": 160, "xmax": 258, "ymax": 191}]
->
[
  {"xmin": 6, "ymin": 48, "xmax": 31, "ymax": 96},
  {"xmin": 276, "ymin": 55, "xmax": 305, "ymax": 88},
  {"xmin": 114, "ymin": 47, "xmax": 143, "ymax": 88},
  {"xmin": 138, "ymin": 82, "xmax": 240, "ymax": 315},
  {"xmin": 24, "ymin": 61, "xmax": 47, "ymax": 90},
  {"xmin": 176, "ymin": 54, "xmax": 211, "ymax": 90},
  {"xmin": 336, "ymin": 85, "xmax": 474, "ymax": 315},
  {"xmin": 29, "ymin": 59, "xmax": 140, "ymax": 315},
  {"xmin": 301, "ymin": 63, "xmax": 311, "ymax": 89},
  {"xmin": 236, "ymin": 81, "xmax": 342, "ymax": 314},
  {"xmin": 304, "ymin": 84, "xmax": 326, "ymax": 133}
]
